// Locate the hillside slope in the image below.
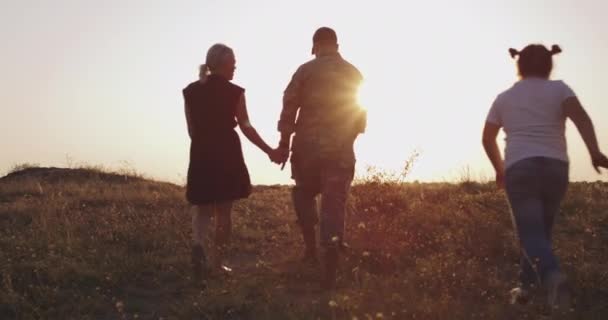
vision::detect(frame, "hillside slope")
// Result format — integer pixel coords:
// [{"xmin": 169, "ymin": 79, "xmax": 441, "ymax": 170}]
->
[{"xmin": 1, "ymin": 168, "xmax": 607, "ymax": 319}]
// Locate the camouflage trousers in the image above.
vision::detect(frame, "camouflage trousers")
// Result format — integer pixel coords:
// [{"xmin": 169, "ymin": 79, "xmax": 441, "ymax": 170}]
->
[{"xmin": 290, "ymin": 152, "xmax": 355, "ymax": 247}]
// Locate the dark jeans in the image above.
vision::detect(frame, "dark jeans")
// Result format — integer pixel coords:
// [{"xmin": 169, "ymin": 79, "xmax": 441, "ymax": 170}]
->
[
  {"xmin": 291, "ymin": 153, "xmax": 355, "ymax": 247},
  {"xmin": 505, "ymin": 157, "xmax": 569, "ymax": 288}
]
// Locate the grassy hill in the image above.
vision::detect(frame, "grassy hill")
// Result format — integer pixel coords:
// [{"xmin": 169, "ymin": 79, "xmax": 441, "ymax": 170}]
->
[{"xmin": 1, "ymin": 167, "xmax": 607, "ymax": 319}]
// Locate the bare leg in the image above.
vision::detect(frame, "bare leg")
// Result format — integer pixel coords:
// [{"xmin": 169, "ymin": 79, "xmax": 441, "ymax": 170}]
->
[
  {"xmin": 192, "ymin": 204, "xmax": 213, "ymax": 247},
  {"xmin": 215, "ymin": 201, "xmax": 233, "ymax": 248},
  {"xmin": 213, "ymin": 201, "xmax": 233, "ymax": 270},
  {"xmin": 191, "ymin": 204, "xmax": 214, "ymax": 282}
]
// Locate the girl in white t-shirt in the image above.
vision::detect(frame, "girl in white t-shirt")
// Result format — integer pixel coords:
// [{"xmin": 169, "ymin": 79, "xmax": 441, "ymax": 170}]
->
[{"xmin": 482, "ymin": 44, "xmax": 608, "ymax": 311}]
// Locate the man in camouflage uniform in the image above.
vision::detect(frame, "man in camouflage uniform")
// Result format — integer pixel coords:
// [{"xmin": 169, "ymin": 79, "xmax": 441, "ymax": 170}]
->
[{"xmin": 277, "ymin": 27, "xmax": 366, "ymax": 290}]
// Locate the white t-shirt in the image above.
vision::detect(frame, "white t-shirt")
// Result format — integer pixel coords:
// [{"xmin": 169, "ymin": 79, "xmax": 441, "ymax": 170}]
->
[{"xmin": 486, "ymin": 78, "xmax": 576, "ymax": 169}]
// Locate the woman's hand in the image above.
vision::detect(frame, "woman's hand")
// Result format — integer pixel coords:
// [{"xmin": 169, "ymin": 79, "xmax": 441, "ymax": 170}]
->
[{"xmin": 268, "ymin": 148, "xmax": 289, "ymax": 165}]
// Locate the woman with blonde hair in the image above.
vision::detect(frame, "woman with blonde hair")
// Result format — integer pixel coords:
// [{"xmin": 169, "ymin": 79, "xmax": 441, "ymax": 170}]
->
[
  {"xmin": 483, "ymin": 44, "xmax": 608, "ymax": 310},
  {"xmin": 183, "ymin": 43, "xmax": 283, "ymax": 284}
]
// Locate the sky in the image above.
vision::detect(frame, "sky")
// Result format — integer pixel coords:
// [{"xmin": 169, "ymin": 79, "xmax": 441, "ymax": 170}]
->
[{"xmin": 1, "ymin": 0, "xmax": 607, "ymax": 185}]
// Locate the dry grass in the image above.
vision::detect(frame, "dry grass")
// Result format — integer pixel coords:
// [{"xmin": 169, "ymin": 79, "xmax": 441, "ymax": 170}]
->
[{"xmin": 1, "ymin": 166, "xmax": 607, "ymax": 319}]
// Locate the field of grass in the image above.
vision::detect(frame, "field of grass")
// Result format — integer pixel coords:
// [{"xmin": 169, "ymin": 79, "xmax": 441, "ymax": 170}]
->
[{"xmin": 1, "ymin": 166, "xmax": 607, "ymax": 319}]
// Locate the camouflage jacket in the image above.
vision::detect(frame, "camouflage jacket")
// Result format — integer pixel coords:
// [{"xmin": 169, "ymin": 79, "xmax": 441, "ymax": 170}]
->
[{"xmin": 278, "ymin": 53, "xmax": 366, "ymax": 165}]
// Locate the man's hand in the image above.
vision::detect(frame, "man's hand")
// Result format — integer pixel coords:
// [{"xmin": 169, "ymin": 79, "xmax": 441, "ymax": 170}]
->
[
  {"xmin": 276, "ymin": 135, "xmax": 292, "ymax": 170},
  {"xmin": 277, "ymin": 146, "xmax": 290, "ymax": 170},
  {"xmin": 267, "ymin": 149, "xmax": 280, "ymax": 164}
]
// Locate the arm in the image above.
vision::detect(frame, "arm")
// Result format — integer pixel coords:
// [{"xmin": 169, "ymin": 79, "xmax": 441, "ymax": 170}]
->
[
  {"xmin": 482, "ymin": 122, "xmax": 505, "ymax": 187},
  {"xmin": 235, "ymin": 93, "xmax": 273, "ymax": 155},
  {"xmin": 184, "ymin": 102, "xmax": 193, "ymax": 139},
  {"xmin": 278, "ymin": 68, "xmax": 303, "ymax": 150},
  {"xmin": 563, "ymin": 97, "xmax": 608, "ymax": 172},
  {"xmin": 279, "ymin": 132, "xmax": 292, "ymax": 150}
]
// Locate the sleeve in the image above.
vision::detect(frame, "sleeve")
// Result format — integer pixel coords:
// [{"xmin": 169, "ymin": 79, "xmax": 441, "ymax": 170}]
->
[
  {"xmin": 278, "ymin": 66, "xmax": 304, "ymax": 134},
  {"xmin": 182, "ymin": 83, "xmax": 194, "ymax": 103},
  {"xmin": 233, "ymin": 83, "xmax": 245, "ymax": 95},
  {"xmin": 559, "ymin": 81, "xmax": 576, "ymax": 101},
  {"xmin": 182, "ymin": 86, "xmax": 189, "ymax": 101},
  {"xmin": 485, "ymin": 96, "xmax": 502, "ymax": 126}
]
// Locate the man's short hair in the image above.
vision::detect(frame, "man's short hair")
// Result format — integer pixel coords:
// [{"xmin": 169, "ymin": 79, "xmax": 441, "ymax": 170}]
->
[{"xmin": 313, "ymin": 27, "xmax": 338, "ymax": 44}]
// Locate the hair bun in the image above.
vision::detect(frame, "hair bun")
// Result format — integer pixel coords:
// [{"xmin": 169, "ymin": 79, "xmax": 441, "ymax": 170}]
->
[
  {"xmin": 509, "ymin": 48, "xmax": 519, "ymax": 58},
  {"xmin": 550, "ymin": 44, "xmax": 562, "ymax": 55}
]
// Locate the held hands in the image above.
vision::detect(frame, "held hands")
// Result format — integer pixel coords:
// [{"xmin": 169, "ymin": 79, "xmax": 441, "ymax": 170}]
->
[
  {"xmin": 274, "ymin": 138, "xmax": 291, "ymax": 170},
  {"xmin": 268, "ymin": 147, "xmax": 290, "ymax": 166}
]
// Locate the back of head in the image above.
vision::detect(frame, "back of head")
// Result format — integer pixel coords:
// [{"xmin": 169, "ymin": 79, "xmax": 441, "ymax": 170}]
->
[
  {"xmin": 509, "ymin": 44, "xmax": 562, "ymax": 79},
  {"xmin": 312, "ymin": 27, "xmax": 338, "ymax": 55},
  {"xmin": 199, "ymin": 43, "xmax": 234, "ymax": 82}
]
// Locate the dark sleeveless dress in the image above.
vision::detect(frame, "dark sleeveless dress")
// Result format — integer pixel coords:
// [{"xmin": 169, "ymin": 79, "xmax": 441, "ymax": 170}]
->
[{"xmin": 182, "ymin": 75, "xmax": 252, "ymax": 205}]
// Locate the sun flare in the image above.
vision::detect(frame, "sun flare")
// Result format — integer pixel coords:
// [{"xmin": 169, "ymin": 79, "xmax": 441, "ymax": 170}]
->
[{"xmin": 356, "ymin": 80, "xmax": 370, "ymax": 111}]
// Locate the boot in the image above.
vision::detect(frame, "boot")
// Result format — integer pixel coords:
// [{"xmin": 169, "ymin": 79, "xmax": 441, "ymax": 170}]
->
[
  {"xmin": 301, "ymin": 225, "xmax": 318, "ymax": 264},
  {"xmin": 321, "ymin": 247, "xmax": 339, "ymax": 291},
  {"xmin": 191, "ymin": 244, "xmax": 207, "ymax": 285}
]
